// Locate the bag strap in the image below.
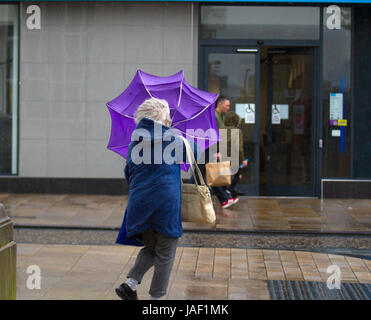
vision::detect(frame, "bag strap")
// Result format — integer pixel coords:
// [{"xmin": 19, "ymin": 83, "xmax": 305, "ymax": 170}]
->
[
  {"xmin": 179, "ymin": 136, "xmax": 204, "ymax": 186},
  {"xmin": 178, "ymin": 136, "xmax": 206, "ymax": 186}
]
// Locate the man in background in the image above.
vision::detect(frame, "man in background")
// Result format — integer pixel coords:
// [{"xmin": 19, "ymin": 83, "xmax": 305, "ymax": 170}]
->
[
  {"xmin": 214, "ymin": 95, "xmax": 230, "ymax": 128},
  {"xmin": 212, "ymin": 96, "xmax": 238, "ymax": 209}
]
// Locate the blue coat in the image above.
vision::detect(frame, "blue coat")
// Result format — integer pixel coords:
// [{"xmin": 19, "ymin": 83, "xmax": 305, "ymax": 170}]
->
[{"xmin": 116, "ymin": 118, "xmax": 197, "ymax": 246}]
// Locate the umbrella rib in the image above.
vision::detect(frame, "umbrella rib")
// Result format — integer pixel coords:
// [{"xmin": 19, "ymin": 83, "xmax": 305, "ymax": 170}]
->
[
  {"xmin": 171, "ymin": 101, "xmax": 214, "ymax": 127},
  {"xmin": 108, "ymin": 143, "xmax": 130, "ymax": 149},
  {"xmin": 170, "ymin": 71, "xmax": 184, "ymax": 123},
  {"xmin": 107, "ymin": 104, "xmax": 135, "ymax": 119},
  {"xmin": 138, "ymin": 70, "xmax": 154, "ymax": 99}
]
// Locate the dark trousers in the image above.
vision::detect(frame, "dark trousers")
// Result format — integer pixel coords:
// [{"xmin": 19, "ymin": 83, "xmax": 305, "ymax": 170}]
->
[
  {"xmin": 127, "ymin": 229, "xmax": 178, "ymax": 298},
  {"xmin": 226, "ymin": 168, "xmax": 242, "ymax": 198},
  {"xmin": 212, "ymin": 186, "xmax": 231, "ymax": 204}
]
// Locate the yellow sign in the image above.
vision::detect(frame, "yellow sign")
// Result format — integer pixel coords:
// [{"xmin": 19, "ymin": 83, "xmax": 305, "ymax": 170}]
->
[{"xmin": 337, "ymin": 119, "xmax": 347, "ymax": 126}]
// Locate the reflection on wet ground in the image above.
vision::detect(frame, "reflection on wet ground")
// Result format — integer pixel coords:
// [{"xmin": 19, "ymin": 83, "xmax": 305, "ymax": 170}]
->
[
  {"xmin": 7, "ymin": 194, "xmax": 371, "ymax": 300},
  {"xmin": 2, "ymin": 193, "xmax": 370, "ymax": 234}
]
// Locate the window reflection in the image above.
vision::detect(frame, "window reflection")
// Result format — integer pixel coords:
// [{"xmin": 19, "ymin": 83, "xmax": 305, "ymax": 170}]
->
[
  {"xmin": 322, "ymin": 8, "xmax": 351, "ymax": 177},
  {"xmin": 201, "ymin": 6, "xmax": 320, "ymax": 40},
  {"xmin": 0, "ymin": 5, "xmax": 18, "ymax": 175},
  {"xmin": 270, "ymin": 52, "xmax": 313, "ymax": 187},
  {"xmin": 208, "ymin": 53, "xmax": 256, "ymax": 185}
]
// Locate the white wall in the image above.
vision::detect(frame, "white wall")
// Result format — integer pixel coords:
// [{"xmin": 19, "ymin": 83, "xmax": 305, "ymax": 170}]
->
[{"xmin": 19, "ymin": 1, "xmax": 199, "ymax": 178}]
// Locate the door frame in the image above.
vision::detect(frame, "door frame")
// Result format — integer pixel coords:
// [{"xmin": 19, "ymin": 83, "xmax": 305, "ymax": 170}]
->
[
  {"xmin": 265, "ymin": 47, "xmax": 320, "ymax": 197},
  {"xmin": 199, "ymin": 42, "xmax": 322, "ymax": 197},
  {"xmin": 202, "ymin": 46, "xmax": 261, "ymax": 195}
]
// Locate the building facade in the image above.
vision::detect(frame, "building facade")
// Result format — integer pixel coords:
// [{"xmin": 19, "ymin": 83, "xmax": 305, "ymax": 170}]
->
[{"xmin": 0, "ymin": 1, "xmax": 370, "ymax": 198}]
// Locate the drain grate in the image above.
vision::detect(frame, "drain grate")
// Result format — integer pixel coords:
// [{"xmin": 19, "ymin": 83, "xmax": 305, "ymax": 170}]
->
[{"xmin": 268, "ymin": 280, "xmax": 371, "ymax": 300}]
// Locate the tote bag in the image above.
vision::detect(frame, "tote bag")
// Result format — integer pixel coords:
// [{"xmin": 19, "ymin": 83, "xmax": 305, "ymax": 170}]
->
[
  {"xmin": 205, "ymin": 161, "xmax": 231, "ymax": 187},
  {"xmin": 179, "ymin": 137, "xmax": 216, "ymax": 224}
]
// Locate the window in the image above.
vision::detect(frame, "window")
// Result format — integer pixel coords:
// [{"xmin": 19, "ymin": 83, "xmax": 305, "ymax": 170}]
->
[
  {"xmin": 322, "ymin": 8, "xmax": 351, "ymax": 177},
  {"xmin": 201, "ymin": 6, "xmax": 320, "ymax": 40},
  {"xmin": 0, "ymin": 5, "xmax": 19, "ymax": 175}
]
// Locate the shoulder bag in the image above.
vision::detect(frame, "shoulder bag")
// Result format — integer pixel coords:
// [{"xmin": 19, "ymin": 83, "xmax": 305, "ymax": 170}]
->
[{"xmin": 179, "ymin": 136, "xmax": 216, "ymax": 224}]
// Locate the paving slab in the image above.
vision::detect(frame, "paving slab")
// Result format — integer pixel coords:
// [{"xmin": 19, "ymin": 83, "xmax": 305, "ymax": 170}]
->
[{"xmin": 15, "ymin": 244, "xmax": 371, "ymax": 300}]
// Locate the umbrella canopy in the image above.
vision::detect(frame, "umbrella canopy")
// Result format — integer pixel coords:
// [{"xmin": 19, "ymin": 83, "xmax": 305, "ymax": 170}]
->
[{"xmin": 106, "ymin": 70, "xmax": 219, "ymax": 159}]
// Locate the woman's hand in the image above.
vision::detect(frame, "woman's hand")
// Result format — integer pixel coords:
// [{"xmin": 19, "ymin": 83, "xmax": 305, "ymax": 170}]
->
[
  {"xmin": 242, "ymin": 160, "xmax": 248, "ymax": 167},
  {"xmin": 213, "ymin": 153, "xmax": 222, "ymax": 161}
]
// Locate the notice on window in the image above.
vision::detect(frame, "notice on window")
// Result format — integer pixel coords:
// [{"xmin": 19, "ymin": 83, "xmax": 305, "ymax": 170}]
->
[
  {"xmin": 330, "ymin": 93, "xmax": 343, "ymax": 120},
  {"xmin": 235, "ymin": 104, "xmax": 247, "ymax": 120},
  {"xmin": 337, "ymin": 119, "xmax": 347, "ymax": 126},
  {"xmin": 236, "ymin": 103, "xmax": 255, "ymax": 124},
  {"xmin": 332, "ymin": 130, "xmax": 341, "ymax": 137},
  {"xmin": 277, "ymin": 104, "xmax": 289, "ymax": 120},
  {"xmin": 272, "ymin": 105, "xmax": 281, "ymax": 124},
  {"xmin": 245, "ymin": 104, "xmax": 255, "ymax": 124}
]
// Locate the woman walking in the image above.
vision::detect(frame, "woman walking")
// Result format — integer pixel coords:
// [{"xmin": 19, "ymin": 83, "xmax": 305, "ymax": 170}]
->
[{"xmin": 115, "ymin": 97, "xmax": 196, "ymax": 300}]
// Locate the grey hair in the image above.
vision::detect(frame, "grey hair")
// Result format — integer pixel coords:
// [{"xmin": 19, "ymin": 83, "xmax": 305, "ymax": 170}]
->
[{"xmin": 134, "ymin": 97, "xmax": 171, "ymax": 125}]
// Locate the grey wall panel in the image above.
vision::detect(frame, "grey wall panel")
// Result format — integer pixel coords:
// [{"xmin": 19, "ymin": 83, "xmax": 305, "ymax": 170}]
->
[{"xmin": 19, "ymin": 2, "xmax": 198, "ymax": 179}]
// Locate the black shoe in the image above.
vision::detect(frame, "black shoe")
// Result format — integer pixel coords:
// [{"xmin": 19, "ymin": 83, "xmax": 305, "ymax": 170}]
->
[{"xmin": 115, "ymin": 283, "xmax": 138, "ymax": 300}]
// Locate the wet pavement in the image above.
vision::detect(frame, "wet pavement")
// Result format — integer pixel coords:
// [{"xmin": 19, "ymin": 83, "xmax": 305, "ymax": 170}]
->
[
  {"xmin": 14, "ymin": 228, "xmax": 371, "ymax": 260},
  {"xmin": 2, "ymin": 193, "xmax": 371, "ymax": 234},
  {"xmin": 16, "ymin": 244, "xmax": 371, "ymax": 300},
  {"xmin": 2, "ymin": 193, "xmax": 371, "ymax": 300}
]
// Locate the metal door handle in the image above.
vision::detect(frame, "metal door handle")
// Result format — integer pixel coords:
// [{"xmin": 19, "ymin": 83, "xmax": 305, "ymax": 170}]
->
[{"xmin": 319, "ymin": 139, "xmax": 323, "ymax": 149}]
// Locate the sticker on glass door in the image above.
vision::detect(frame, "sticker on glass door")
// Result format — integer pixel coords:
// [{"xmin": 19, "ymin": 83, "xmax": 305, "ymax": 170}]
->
[
  {"xmin": 236, "ymin": 103, "xmax": 255, "ymax": 124},
  {"xmin": 272, "ymin": 105, "xmax": 281, "ymax": 124}
]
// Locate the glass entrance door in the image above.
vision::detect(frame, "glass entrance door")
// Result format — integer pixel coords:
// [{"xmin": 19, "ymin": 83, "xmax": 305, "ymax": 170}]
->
[
  {"xmin": 263, "ymin": 48, "xmax": 315, "ymax": 196},
  {"xmin": 204, "ymin": 47, "xmax": 261, "ymax": 195},
  {"xmin": 204, "ymin": 46, "xmax": 317, "ymax": 196}
]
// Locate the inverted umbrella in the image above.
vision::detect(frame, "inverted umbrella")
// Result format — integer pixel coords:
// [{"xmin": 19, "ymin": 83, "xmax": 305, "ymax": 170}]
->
[{"xmin": 106, "ymin": 70, "xmax": 219, "ymax": 159}]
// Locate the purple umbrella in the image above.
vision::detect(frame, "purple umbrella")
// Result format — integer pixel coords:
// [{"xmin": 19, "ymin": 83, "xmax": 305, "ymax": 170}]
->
[{"xmin": 106, "ymin": 70, "xmax": 219, "ymax": 159}]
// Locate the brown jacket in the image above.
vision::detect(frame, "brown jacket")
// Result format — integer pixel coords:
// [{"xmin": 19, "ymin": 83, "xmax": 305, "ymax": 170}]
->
[{"xmin": 222, "ymin": 112, "xmax": 246, "ymax": 164}]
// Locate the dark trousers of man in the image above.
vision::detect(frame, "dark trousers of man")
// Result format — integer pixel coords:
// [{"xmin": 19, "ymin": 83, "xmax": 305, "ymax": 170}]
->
[
  {"xmin": 212, "ymin": 186, "xmax": 231, "ymax": 204},
  {"xmin": 226, "ymin": 168, "xmax": 242, "ymax": 198}
]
